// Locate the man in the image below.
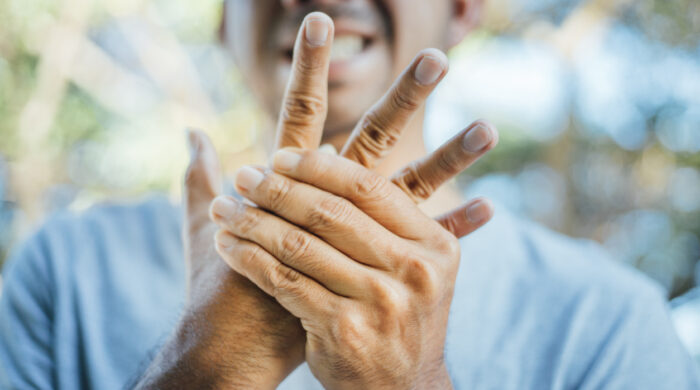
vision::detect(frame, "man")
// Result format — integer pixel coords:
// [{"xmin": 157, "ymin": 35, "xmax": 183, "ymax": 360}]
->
[{"xmin": 0, "ymin": 0, "xmax": 698, "ymax": 389}]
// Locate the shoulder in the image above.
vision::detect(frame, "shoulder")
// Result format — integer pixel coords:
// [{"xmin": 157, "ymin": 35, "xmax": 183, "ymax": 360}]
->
[
  {"xmin": 1, "ymin": 196, "xmax": 185, "ymax": 388},
  {"xmin": 473, "ymin": 205, "xmax": 669, "ymax": 330},
  {"xmin": 450, "ymin": 205, "xmax": 699, "ymax": 388},
  {"xmin": 518, "ymin": 215, "xmax": 663, "ymax": 301},
  {"xmin": 33, "ymin": 195, "xmax": 179, "ymax": 262},
  {"xmin": 2, "ymin": 194, "xmax": 182, "ymax": 300},
  {"xmin": 37, "ymin": 195, "xmax": 181, "ymax": 249},
  {"xmin": 467, "ymin": 204, "xmax": 665, "ymax": 304},
  {"xmin": 456, "ymin": 202, "xmax": 666, "ymax": 310}
]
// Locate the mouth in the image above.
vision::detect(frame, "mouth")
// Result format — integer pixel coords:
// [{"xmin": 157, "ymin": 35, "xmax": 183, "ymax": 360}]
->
[
  {"xmin": 277, "ymin": 18, "xmax": 387, "ymax": 85},
  {"xmin": 281, "ymin": 25, "xmax": 377, "ymax": 65},
  {"xmin": 332, "ymin": 34, "xmax": 370, "ymax": 62}
]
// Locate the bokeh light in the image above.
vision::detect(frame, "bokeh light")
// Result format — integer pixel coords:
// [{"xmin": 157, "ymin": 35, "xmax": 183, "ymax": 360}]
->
[{"xmin": 0, "ymin": 0, "xmax": 699, "ymax": 360}]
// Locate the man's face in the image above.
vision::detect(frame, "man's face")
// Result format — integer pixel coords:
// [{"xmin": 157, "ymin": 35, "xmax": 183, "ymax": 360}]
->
[{"xmin": 225, "ymin": 0, "xmax": 456, "ymax": 139}]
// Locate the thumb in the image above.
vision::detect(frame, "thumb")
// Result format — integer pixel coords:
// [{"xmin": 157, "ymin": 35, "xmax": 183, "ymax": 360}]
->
[{"xmin": 184, "ymin": 129, "xmax": 222, "ymax": 227}]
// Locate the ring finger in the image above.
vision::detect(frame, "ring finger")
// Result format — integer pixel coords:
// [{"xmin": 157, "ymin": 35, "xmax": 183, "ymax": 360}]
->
[{"xmin": 211, "ymin": 196, "xmax": 379, "ymax": 298}]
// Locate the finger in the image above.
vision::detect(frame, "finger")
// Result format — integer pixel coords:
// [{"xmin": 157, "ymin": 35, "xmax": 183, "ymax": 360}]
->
[
  {"xmin": 436, "ymin": 198, "xmax": 494, "ymax": 238},
  {"xmin": 184, "ymin": 129, "xmax": 222, "ymax": 230},
  {"xmin": 341, "ymin": 49, "xmax": 448, "ymax": 168},
  {"xmin": 275, "ymin": 12, "xmax": 334, "ymax": 150},
  {"xmin": 210, "ymin": 196, "xmax": 377, "ymax": 298},
  {"xmin": 318, "ymin": 143, "xmax": 337, "ymax": 155},
  {"xmin": 391, "ymin": 120, "xmax": 498, "ymax": 203},
  {"xmin": 271, "ymin": 148, "xmax": 438, "ymax": 241},
  {"xmin": 231, "ymin": 166, "xmax": 401, "ymax": 269},
  {"xmin": 214, "ymin": 230, "xmax": 341, "ymax": 322}
]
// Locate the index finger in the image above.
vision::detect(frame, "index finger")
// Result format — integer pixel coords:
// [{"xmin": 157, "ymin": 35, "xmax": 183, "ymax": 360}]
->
[{"xmin": 275, "ymin": 12, "xmax": 335, "ymax": 150}]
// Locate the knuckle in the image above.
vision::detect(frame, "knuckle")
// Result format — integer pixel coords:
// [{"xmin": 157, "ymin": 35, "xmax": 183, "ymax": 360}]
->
[
  {"xmin": 240, "ymin": 243, "xmax": 264, "ymax": 267},
  {"xmin": 435, "ymin": 148, "xmax": 463, "ymax": 176},
  {"xmin": 352, "ymin": 171, "xmax": 391, "ymax": 201},
  {"xmin": 356, "ymin": 113, "xmax": 401, "ymax": 157},
  {"xmin": 369, "ymin": 278, "xmax": 405, "ymax": 317},
  {"xmin": 308, "ymin": 196, "xmax": 352, "ymax": 230},
  {"xmin": 431, "ymin": 230, "xmax": 462, "ymax": 273},
  {"xmin": 389, "ymin": 87, "xmax": 420, "ymax": 112},
  {"xmin": 282, "ymin": 92, "xmax": 326, "ymax": 127},
  {"xmin": 439, "ymin": 214, "xmax": 461, "ymax": 237},
  {"xmin": 277, "ymin": 126, "xmax": 309, "ymax": 148},
  {"xmin": 333, "ymin": 310, "xmax": 366, "ymax": 346},
  {"xmin": 268, "ymin": 262, "xmax": 302, "ymax": 296},
  {"xmin": 402, "ymin": 256, "xmax": 441, "ymax": 299},
  {"xmin": 391, "ymin": 162, "xmax": 434, "ymax": 202},
  {"xmin": 265, "ymin": 176, "xmax": 293, "ymax": 210},
  {"xmin": 235, "ymin": 208, "xmax": 259, "ymax": 235},
  {"xmin": 280, "ymin": 229, "xmax": 312, "ymax": 259},
  {"xmin": 438, "ymin": 232, "xmax": 461, "ymax": 259},
  {"xmin": 295, "ymin": 55, "xmax": 324, "ymax": 75}
]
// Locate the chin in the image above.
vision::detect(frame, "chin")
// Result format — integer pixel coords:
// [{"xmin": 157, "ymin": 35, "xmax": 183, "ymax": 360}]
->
[
  {"xmin": 325, "ymin": 82, "xmax": 386, "ymax": 138},
  {"xmin": 320, "ymin": 117, "xmax": 356, "ymax": 146}
]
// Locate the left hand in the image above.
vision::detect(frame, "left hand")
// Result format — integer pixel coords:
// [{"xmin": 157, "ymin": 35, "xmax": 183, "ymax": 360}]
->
[{"xmin": 209, "ymin": 127, "xmax": 496, "ymax": 389}]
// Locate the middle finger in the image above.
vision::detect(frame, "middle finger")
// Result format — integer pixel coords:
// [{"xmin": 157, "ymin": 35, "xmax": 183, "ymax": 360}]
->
[
  {"xmin": 210, "ymin": 196, "xmax": 376, "ymax": 299},
  {"xmin": 276, "ymin": 12, "xmax": 335, "ymax": 150}
]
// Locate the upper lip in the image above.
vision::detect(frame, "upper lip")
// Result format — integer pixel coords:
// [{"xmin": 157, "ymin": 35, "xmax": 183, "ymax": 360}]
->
[{"xmin": 277, "ymin": 18, "xmax": 378, "ymax": 54}]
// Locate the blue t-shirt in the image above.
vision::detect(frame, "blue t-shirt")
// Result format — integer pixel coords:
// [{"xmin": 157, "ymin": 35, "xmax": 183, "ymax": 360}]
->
[{"xmin": 0, "ymin": 196, "xmax": 698, "ymax": 389}]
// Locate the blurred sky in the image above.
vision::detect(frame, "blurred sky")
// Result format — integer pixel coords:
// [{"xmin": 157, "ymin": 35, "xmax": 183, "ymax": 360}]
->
[{"xmin": 0, "ymin": 0, "xmax": 699, "ymax": 303}]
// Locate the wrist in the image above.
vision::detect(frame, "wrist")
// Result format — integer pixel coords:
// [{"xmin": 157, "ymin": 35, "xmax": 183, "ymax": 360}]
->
[
  {"xmin": 135, "ymin": 309, "xmax": 290, "ymax": 389},
  {"xmin": 415, "ymin": 361, "xmax": 453, "ymax": 390},
  {"xmin": 136, "ymin": 277, "xmax": 301, "ymax": 389}
]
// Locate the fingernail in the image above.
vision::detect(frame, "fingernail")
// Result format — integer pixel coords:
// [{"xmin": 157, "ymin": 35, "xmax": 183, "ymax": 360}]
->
[
  {"xmin": 319, "ymin": 144, "xmax": 337, "ymax": 155},
  {"xmin": 305, "ymin": 14, "xmax": 330, "ymax": 47},
  {"xmin": 216, "ymin": 231, "xmax": 237, "ymax": 250},
  {"xmin": 462, "ymin": 124, "xmax": 493, "ymax": 153},
  {"xmin": 466, "ymin": 199, "xmax": 492, "ymax": 224},
  {"xmin": 273, "ymin": 149, "xmax": 302, "ymax": 173},
  {"xmin": 415, "ymin": 55, "xmax": 445, "ymax": 85},
  {"xmin": 211, "ymin": 196, "xmax": 238, "ymax": 220},
  {"xmin": 236, "ymin": 166, "xmax": 265, "ymax": 192}
]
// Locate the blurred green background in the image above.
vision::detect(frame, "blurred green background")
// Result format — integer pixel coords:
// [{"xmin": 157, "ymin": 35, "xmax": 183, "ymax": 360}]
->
[{"xmin": 0, "ymin": 0, "xmax": 699, "ymax": 304}]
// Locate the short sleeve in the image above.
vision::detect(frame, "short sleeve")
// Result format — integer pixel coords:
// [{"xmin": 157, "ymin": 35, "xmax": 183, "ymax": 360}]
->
[
  {"xmin": 578, "ymin": 284, "xmax": 700, "ymax": 389},
  {"xmin": 0, "ymin": 229, "xmax": 56, "ymax": 389}
]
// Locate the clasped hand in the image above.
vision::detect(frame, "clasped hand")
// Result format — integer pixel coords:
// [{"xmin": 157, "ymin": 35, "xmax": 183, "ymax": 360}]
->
[{"xmin": 184, "ymin": 12, "xmax": 498, "ymax": 390}]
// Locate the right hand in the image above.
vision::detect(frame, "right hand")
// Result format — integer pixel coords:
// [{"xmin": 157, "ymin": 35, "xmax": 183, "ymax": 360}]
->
[{"xmin": 137, "ymin": 11, "xmax": 496, "ymax": 389}]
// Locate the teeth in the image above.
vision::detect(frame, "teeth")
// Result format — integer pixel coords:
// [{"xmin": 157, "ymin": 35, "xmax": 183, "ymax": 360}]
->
[{"xmin": 331, "ymin": 35, "xmax": 364, "ymax": 62}]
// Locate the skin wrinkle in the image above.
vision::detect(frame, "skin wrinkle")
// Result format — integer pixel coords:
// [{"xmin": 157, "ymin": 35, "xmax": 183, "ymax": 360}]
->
[
  {"xmin": 310, "ymin": 198, "xmax": 356, "ymax": 236},
  {"xmin": 434, "ymin": 144, "xmax": 464, "ymax": 178},
  {"xmin": 264, "ymin": 174, "xmax": 295, "ymax": 212},
  {"xmin": 223, "ymin": 146, "xmax": 471, "ymax": 388},
  {"xmin": 439, "ymin": 213, "xmax": 461, "ymax": 239},
  {"xmin": 281, "ymin": 93, "xmax": 326, "ymax": 126},
  {"xmin": 136, "ymin": 2, "xmax": 491, "ymax": 388},
  {"xmin": 392, "ymin": 163, "xmax": 435, "ymax": 203},
  {"xmin": 358, "ymin": 114, "xmax": 402, "ymax": 159},
  {"xmin": 223, "ymin": 196, "xmax": 378, "ymax": 298},
  {"xmin": 388, "ymin": 82, "xmax": 423, "ymax": 112},
  {"xmin": 280, "ymin": 229, "xmax": 313, "ymax": 262}
]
